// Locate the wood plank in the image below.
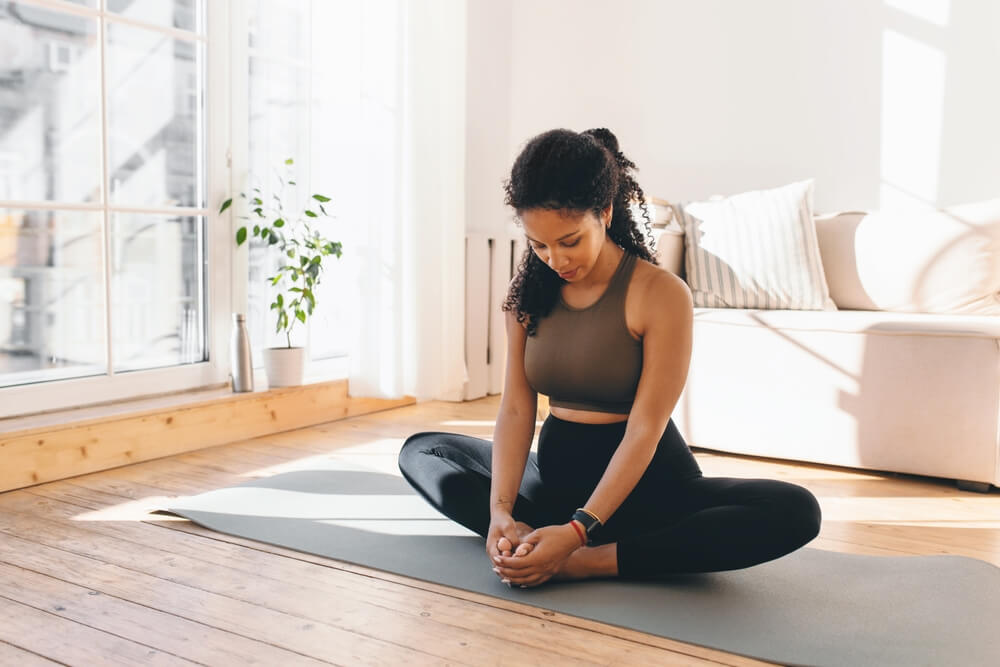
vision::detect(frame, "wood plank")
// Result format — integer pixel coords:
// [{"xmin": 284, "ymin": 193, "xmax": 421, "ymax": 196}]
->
[
  {"xmin": 0, "ymin": 530, "xmax": 445, "ymax": 666},
  {"xmin": 1, "ymin": 487, "xmax": 754, "ymax": 666},
  {"xmin": 0, "ymin": 595, "xmax": 196, "ymax": 666},
  {"xmin": 0, "ymin": 640, "xmax": 61, "ymax": 666},
  {"xmin": 0, "ymin": 379, "xmax": 415, "ymax": 493},
  {"xmin": 0, "ymin": 507, "xmax": 612, "ymax": 666},
  {"xmin": 0, "ymin": 562, "xmax": 331, "ymax": 666}
]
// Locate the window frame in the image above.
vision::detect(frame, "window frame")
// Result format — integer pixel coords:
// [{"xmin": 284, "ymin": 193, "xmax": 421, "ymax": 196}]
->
[{"xmin": 0, "ymin": 0, "xmax": 234, "ymax": 418}]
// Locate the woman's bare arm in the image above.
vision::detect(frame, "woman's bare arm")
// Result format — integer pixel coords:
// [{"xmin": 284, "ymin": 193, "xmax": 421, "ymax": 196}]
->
[
  {"xmin": 581, "ymin": 269, "xmax": 694, "ymax": 524},
  {"xmin": 490, "ymin": 310, "xmax": 539, "ymax": 516}
]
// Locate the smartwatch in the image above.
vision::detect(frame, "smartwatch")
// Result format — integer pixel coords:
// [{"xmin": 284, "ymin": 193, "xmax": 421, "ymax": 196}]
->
[{"xmin": 570, "ymin": 508, "xmax": 602, "ymax": 545}]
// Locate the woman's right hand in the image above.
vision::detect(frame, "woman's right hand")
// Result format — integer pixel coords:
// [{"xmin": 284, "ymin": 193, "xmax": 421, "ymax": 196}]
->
[{"xmin": 487, "ymin": 511, "xmax": 521, "ymax": 560}]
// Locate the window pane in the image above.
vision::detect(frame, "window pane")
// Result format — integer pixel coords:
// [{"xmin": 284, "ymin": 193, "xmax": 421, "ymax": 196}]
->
[
  {"xmin": 0, "ymin": 208, "xmax": 105, "ymax": 387},
  {"xmin": 307, "ymin": 257, "xmax": 349, "ymax": 360},
  {"xmin": 106, "ymin": 0, "xmax": 202, "ymax": 33},
  {"xmin": 0, "ymin": 3, "xmax": 102, "ymax": 203},
  {"xmin": 248, "ymin": 0, "xmax": 308, "ymax": 59},
  {"xmin": 106, "ymin": 22, "xmax": 204, "ymax": 208},
  {"xmin": 110, "ymin": 213, "xmax": 205, "ymax": 372},
  {"xmin": 247, "ymin": 55, "xmax": 309, "ymax": 356}
]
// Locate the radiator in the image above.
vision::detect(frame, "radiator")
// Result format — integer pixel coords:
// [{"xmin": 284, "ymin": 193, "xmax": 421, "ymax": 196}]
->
[{"xmin": 464, "ymin": 233, "xmax": 527, "ymax": 400}]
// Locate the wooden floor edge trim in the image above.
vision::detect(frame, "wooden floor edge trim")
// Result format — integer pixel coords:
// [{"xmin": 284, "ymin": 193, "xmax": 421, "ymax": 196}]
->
[{"xmin": 0, "ymin": 381, "xmax": 416, "ymax": 494}]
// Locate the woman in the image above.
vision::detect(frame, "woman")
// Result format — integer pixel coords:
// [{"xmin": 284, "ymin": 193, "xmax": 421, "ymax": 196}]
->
[{"xmin": 398, "ymin": 128, "xmax": 821, "ymax": 588}]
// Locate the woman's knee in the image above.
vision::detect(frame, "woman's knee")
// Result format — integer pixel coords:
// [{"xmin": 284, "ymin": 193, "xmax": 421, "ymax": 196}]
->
[
  {"xmin": 773, "ymin": 481, "xmax": 822, "ymax": 541},
  {"xmin": 397, "ymin": 431, "xmax": 442, "ymax": 474}
]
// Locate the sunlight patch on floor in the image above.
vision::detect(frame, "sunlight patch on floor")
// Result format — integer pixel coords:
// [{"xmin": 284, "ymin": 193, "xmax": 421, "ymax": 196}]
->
[
  {"xmin": 71, "ymin": 496, "xmax": 189, "ymax": 522},
  {"xmin": 818, "ymin": 496, "xmax": 1000, "ymax": 522}
]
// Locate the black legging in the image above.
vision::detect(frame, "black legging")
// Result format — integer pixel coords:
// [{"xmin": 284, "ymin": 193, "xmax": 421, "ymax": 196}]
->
[{"xmin": 398, "ymin": 413, "xmax": 822, "ymax": 579}]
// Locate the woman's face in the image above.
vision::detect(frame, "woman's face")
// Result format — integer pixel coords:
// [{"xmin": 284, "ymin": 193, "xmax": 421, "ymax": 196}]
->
[{"xmin": 520, "ymin": 206, "xmax": 612, "ymax": 283}]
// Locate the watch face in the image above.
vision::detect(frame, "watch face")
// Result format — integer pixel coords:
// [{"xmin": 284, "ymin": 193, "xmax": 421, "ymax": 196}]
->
[{"xmin": 573, "ymin": 510, "xmax": 598, "ymax": 533}]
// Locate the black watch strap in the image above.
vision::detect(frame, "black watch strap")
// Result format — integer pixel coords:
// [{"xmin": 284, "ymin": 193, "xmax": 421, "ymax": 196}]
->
[{"xmin": 571, "ymin": 508, "xmax": 601, "ymax": 544}]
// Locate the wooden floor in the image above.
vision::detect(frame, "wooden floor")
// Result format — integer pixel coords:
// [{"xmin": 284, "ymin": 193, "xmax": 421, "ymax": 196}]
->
[{"xmin": 1, "ymin": 396, "xmax": 997, "ymax": 666}]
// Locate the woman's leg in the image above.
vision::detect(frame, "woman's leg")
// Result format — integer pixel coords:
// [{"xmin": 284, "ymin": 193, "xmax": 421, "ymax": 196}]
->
[
  {"xmin": 611, "ymin": 476, "xmax": 823, "ymax": 578},
  {"xmin": 397, "ymin": 431, "xmax": 567, "ymax": 538}
]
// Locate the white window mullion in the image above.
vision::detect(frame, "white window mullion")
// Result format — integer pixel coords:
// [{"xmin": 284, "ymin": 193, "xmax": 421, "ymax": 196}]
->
[
  {"xmin": 229, "ymin": 0, "xmax": 250, "ymax": 327},
  {"xmin": 98, "ymin": 3, "xmax": 114, "ymax": 379},
  {"xmin": 207, "ymin": 0, "xmax": 236, "ymax": 379}
]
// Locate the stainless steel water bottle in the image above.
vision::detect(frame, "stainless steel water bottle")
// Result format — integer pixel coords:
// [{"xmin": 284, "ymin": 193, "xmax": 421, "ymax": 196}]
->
[{"xmin": 231, "ymin": 313, "xmax": 254, "ymax": 392}]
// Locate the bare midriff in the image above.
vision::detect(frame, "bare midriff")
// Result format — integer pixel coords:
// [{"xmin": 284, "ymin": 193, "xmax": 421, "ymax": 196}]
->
[{"xmin": 550, "ymin": 405, "xmax": 629, "ymax": 424}]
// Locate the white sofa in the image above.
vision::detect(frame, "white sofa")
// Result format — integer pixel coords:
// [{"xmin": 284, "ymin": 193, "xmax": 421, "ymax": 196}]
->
[{"xmin": 651, "ymin": 202, "xmax": 1000, "ymax": 492}]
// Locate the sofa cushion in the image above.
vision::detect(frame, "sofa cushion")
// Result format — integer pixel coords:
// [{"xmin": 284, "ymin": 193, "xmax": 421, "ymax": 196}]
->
[
  {"xmin": 677, "ymin": 180, "xmax": 837, "ymax": 311},
  {"xmin": 677, "ymin": 307, "xmax": 1000, "ymax": 485},
  {"xmin": 651, "ymin": 227, "xmax": 684, "ymax": 277},
  {"xmin": 815, "ymin": 199, "xmax": 1000, "ymax": 314},
  {"xmin": 633, "ymin": 198, "xmax": 685, "ymax": 277}
]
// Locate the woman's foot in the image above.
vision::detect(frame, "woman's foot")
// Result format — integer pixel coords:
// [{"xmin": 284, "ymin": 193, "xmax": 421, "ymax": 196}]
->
[
  {"xmin": 553, "ymin": 542, "xmax": 619, "ymax": 581},
  {"xmin": 497, "ymin": 521, "xmax": 536, "ymax": 557}
]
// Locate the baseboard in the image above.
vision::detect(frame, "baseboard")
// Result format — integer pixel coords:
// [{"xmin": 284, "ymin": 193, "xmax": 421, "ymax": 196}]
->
[{"xmin": 0, "ymin": 380, "xmax": 415, "ymax": 493}]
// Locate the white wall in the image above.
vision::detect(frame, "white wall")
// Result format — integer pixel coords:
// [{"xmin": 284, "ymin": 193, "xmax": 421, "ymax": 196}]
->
[
  {"xmin": 465, "ymin": 1, "xmax": 514, "ymax": 235},
  {"xmin": 466, "ymin": 0, "xmax": 1000, "ymax": 231}
]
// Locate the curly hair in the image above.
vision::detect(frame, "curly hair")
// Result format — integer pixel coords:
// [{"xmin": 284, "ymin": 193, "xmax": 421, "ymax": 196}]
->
[{"xmin": 502, "ymin": 127, "xmax": 658, "ymax": 335}]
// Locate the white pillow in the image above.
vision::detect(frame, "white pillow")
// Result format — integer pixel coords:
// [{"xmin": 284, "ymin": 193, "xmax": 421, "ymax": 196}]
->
[
  {"xmin": 817, "ymin": 200, "xmax": 1000, "ymax": 314},
  {"xmin": 678, "ymin": 179, "xmax": 836, "ymax": 310}
]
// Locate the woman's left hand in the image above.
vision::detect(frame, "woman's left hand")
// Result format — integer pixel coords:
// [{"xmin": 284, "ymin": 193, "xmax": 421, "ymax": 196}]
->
[{"xmin": 492, "ymin": 523, "xmax": 581, "ymax": 588}]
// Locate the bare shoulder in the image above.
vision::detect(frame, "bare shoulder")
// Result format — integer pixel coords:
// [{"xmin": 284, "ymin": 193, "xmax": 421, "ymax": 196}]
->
[
  {"xmin": 627, "ymin": 257, "xmax": 692, "ymax": 337},
  {"xmin": 504, "ymin": 308, "xmax": 527, "ymax": 333},
  {"xmin": 633, "ymin": 257, "xmax": 691, "ymax": 307}
]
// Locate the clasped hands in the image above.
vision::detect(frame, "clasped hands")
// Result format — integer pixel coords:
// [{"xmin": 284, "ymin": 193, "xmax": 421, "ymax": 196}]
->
[{"xmin": 487, "ymin": 513, "xmax": 582, "ymax": 589}]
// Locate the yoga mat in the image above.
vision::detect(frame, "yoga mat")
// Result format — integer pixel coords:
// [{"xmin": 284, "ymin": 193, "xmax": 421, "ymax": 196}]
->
[{"xmin": 158, "ymin": 458, "xmax": 1000, "ymax": 667}]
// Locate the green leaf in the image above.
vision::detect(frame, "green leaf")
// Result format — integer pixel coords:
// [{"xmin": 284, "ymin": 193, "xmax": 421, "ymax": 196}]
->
[
  {"xmin": 253, "ymin": 207, "xmax": 264, "ymax": 217},
  {"xmin": 277, "ymin": 294, "xmax": 284, "ymax": 308},
  {"xmin": 303, "ymin": 288, "xmax": 315, "ymax": 311},
  {"xmin": 300, "ymin": 256, "xmax": 309, "ymax": 267},
  {"xmin": 304, "ymin": 210, "xmax": 318, "ymax": 218},
  {"xmin": 236, "ymin": 227, "xmax": 247, "ymax": 245},
  {"xmin": 253, "ymin": 224, "xmax": 260, "ymax": 236},
  {"xmin": 268, "ymin": 230, "xmax": 279, "ymax": 245},
  {"xmin": 273, "ymin": 218, "xmax": 285, "ymax": 228},
  {"xmin": 271, "ymin": 274, "xmax": 281, "ymax": 286},
  {"xmin": 219, "ymin": 198, "xmax": 232, "ymax": 214},
  {"xmin": 285, "ymin": 158, "xmax": 294, "ymax": 165},
  {"xmin": 295, "ymin": 309, "xmax": 306, "ymax": 324},
  {"xmin": 288, "ymin": 180, "xmax": 296, "ymax": 185},
  {"xmin": 270, "ymin": 301, "xmax": 279, "ymax": 310},
  {"xmin": 286, "ymin": 249, "xmax": 295, "ymax": 259},
  {"xmin": 312, "ymin": 194, "xmax": 331, "ymax": 202},
  {"xmin": 309, "ymin": 255, "xmax": 321, "ymax": 265},
  {"xmin": 252, "ymin": 197, "xmax": 262, "ymax": 205},
  {"xmin": 319, "ymin": 204, "xmax": 328, "ymax": 216}
]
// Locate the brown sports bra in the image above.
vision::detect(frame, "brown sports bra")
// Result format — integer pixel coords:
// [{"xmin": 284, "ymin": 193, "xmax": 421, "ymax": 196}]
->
[{"xmin": 523, "ymin": 252, "xmax": 643, "ymax": 414}]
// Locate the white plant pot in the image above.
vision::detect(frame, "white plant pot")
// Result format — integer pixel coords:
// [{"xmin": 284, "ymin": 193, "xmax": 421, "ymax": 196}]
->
[{"xmin": 264, "ymin": 347, "xmax": 306, "ymax": 387}]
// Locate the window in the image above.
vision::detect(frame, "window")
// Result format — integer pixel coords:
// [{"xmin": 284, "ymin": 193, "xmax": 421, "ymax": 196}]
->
[
  {"xmin": 241, "ymin": 0, "xmax": 356, "ymax": 375},
  {"xmin": 0, "ymin": 0, "xmax": 230, "ymax": 417}
]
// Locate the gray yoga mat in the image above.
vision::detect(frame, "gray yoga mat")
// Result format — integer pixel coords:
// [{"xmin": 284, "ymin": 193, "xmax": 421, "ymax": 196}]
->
[{"xmin": 159, "ymin": 458, "xmax": 1000, "ymax": 667}]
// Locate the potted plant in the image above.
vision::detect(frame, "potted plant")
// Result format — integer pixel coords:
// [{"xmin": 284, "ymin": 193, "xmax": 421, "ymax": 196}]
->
[{"xmin": 220, "ymin": 158, "xmax": 342, "ymax": 387}]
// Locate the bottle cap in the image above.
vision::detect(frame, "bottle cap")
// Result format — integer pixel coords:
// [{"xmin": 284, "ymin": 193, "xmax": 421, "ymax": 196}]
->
[{"xmin": 233, "ymin": 313, "xmax": 246, "ymax": 322}]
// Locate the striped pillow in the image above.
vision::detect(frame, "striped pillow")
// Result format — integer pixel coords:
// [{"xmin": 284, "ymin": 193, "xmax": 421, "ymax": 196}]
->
[{"xmin": 678, "ymin": 179, "xmax": 836, "ymax": 310}]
